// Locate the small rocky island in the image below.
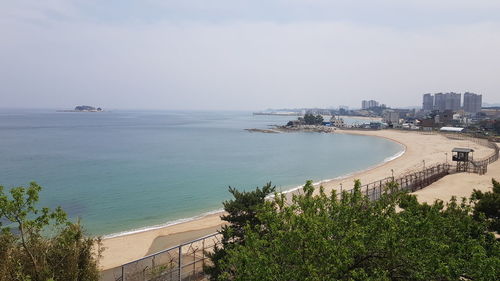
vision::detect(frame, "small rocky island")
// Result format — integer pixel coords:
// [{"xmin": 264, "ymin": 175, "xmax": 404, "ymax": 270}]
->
[
  {"xmin": 246, "ymin": 113, "xmax": 343, "ymax": 133},
  {"xmin": 58, "ymin": 105, "xmax": 104, "ymax": 112}
]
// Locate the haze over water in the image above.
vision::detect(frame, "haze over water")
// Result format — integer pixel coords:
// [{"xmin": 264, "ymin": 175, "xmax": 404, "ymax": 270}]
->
[{"xmin": 0, "ymin": 110, "xmax": 403, "ymax": 235}]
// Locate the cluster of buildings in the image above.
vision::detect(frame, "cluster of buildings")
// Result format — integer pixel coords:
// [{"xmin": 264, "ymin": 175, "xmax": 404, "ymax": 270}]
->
[
  {"xmin": 361, "ymin": 100, "xmax": 385, "ymax": 110},
  {"xmin": 267, "ymin": 91, "xmax": 498, "ymax": 134},
  {"xmin": 352, "ymin": 92, "xmax": 497, "ymax": 133},
  {"xmin": 417, "ymin": 92, "xmax": 495, "ymax": 132},
  {"xmin": 422, "ymin": 92, "xmax": 482, "ymax": 114}
]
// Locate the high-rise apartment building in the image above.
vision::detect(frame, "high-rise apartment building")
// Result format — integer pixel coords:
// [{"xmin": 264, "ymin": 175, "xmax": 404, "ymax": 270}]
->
[
  {"xmin": 422, "ymin": 94, "xmax": 434, "ymax": 111},
  {"xmin": 463, "ymin": 92, "xmax": 482, "ymax": 113},
  {"xmin": 424, "ymin": 92, "xmax": 461, "ymax": 111},
  {"xmin": 433, "ymin": 93, "xmax": 444, "ymax": 111},
  {"xmin": 361, "ymin": 100, "xmax": 379, "ymax": 109},
  {"xmin": 444, "ymin": 92, "xmax": 461, "ymax": 111}
]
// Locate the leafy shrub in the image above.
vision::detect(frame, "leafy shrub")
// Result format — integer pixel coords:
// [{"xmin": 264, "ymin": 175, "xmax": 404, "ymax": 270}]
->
[{"xmin": 0, "ymin": 182, "xmax": 102, "ymax": 281}]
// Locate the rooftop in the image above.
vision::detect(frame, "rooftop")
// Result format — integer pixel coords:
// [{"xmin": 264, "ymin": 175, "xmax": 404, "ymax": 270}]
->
[{"xmin": 452, "ymin": 148, "xmax": 474, "ymax": 153}]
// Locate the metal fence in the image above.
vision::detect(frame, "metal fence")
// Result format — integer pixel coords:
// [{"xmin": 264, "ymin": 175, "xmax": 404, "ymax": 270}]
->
[
  {"xmin": 117, "ymin": 232, "xmax": 222, "ymax": 281},
  {"xmin": 441, "ymin": 134, "xmax": 500, "ymax": 175},
  {"xmin": 342, "ymin": 163, "xmax": 452, "ymax": 201},
  {"xmin": 468, "ymin": 139, "xmax": 499, "ymax": 174},
  {"xmin": 407, "ymin": 131, "xmax": 499, "ymax": 175}
]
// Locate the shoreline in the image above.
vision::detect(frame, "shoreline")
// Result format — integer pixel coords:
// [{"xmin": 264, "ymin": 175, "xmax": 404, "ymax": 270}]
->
[
  {"xmin": 101, "ymin": 136, "xmax": 406, "ymax": 240},
  {"xmin": 282, "ymin": 146, "xmax": 406, "ymax": 195},
  {"xmin": 99, "ymin": 130, "xmax": 495, "ymax": 274},
  {"xmin": 101, "ymin": 208, "xmax": 225, "ymax": 239}
]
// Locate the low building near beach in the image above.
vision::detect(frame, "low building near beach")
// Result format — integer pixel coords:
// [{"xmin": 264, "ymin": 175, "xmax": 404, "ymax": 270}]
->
[
  {"xmin": 383, "ymin": 111, "xmax": 400, "ymax": 127},
  {"xmin": 452, "ymin": 147, "xmax": 474, "ymax": 161},
  {"xmin": 360, "ymin": 122, "xmax": 387, "ymax": 130},
  {"xmin": 440, "ymin": 127, "xmax": 464, "ymax": 133},
  {"xmin": 329, "ymin": 116, "xmax": 346, "ymax": 128}
]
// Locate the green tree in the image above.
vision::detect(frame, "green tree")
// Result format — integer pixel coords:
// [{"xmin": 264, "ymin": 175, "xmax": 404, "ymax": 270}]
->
[
  {"xmin": 472, "ymin": 178, "xmax": 500, "ymax": 233},
  {"xmin": 303, "ymin": 113, "xmax": 316, "ymax": 125},
  {"xmin": 303, "ymin": 114, "xmax": 324, "ymax": 125},
  {"xmin": 315, "ymin": 114, "xmax": 324, "ymax": 124},
  {"xmin": 0, "ymin": 182, "xmax": 101, "ymax": 281},
  {"xmin": 213, "ymin": 181, "xmax": 500, "ymax": 281},
  {"xmin": 205, "ymin": 182, "xmax": 275, "ymax": 280}
]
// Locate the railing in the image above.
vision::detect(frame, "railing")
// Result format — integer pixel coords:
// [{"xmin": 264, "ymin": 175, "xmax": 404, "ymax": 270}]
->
[
  {"xmin": 342, "ymin": 163, "xmax": 451, "ymax": 201},
  {"xmin": 399, "ymin": 130, "xmax": 499, "ymax": 175},
  {"xmin": 117, "ymin": 232, "xmax": 222, "ymax": 281},
  {"xmin": 467, "ymin": 141, "xmax": 499, "ymax": 175},
  {"xmin": 440, "ymin": 133, "xmax": 499, "ymax": 175}
]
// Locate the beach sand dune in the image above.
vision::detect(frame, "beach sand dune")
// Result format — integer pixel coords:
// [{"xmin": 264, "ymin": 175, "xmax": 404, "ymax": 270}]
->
[{"xmin": 99, "ymin": 130, "xmax": 497, "ymax": 279}]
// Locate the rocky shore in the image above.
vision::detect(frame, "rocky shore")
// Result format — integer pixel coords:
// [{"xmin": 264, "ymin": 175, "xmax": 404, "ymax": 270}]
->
[{"xmin": 246, "ymin": 125, "xmax": 336, "ymax": 133}]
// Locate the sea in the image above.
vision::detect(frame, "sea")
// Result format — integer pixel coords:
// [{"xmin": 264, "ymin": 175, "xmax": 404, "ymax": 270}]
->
[{"xmin": 0, "ymin": 109, "xmax": 403, "ymax": 236}]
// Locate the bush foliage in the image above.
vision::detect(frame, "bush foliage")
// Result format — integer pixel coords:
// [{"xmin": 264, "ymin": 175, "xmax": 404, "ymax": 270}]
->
[
  {"xmin": 208, "ymin": 180, "xmax": 500, "ymax": 281},
  {"xmin": 303, "ymin": 113, "xmax": 324, "ymax": 125},
  {"xmin": 472, "ymin": 179, "xmax": 500, "ymax": 233},
  {"xmin": 0, "ymin": 182, "xmax": 101, "ymax": 281}
]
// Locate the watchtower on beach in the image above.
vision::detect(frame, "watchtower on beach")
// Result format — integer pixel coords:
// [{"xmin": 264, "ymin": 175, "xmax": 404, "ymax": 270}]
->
[{"xmin": 452, "ymin": 148, "xmax": 474, "ymax": 172}]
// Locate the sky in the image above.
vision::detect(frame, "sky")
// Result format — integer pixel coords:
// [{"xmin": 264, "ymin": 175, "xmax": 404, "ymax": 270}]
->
[{"xmin": 1, "ymin": 0, "xmax": 500, "ymax": 110}]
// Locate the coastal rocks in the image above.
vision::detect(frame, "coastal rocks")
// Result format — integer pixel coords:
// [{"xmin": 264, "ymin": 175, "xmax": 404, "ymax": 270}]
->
[
  {"xmin": 245, "ymin": 125, "xmax": 336, "ymax": 134},
  {"xmin": 278, "ymin": 125, "xmax": 336, "ymax": 133},
  {"xmin": 245, "ymin": 128, "xmax": 281, "ymax": 133}
]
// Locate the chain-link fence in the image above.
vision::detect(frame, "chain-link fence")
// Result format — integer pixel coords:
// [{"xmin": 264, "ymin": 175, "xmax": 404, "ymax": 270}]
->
[{"xmin": 117, "ymin": 232, "xmax": 221, "ymax": 281}]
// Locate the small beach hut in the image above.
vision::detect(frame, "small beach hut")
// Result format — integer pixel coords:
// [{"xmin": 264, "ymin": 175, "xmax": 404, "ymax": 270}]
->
[{"xmin": 452, "ymin": 147, "xmax": 474, "ymax": 172}]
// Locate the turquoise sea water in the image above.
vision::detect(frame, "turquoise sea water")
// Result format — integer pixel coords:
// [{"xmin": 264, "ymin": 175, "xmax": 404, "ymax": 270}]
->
[{"xmin": 0, "ymin": 110, "xmax": 403, "ymax": 236}]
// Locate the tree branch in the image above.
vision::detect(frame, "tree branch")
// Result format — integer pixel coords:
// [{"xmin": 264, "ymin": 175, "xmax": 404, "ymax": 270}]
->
[{"xmin": 17, "ymin": 218, "xmax": 40, "ymax": 280}]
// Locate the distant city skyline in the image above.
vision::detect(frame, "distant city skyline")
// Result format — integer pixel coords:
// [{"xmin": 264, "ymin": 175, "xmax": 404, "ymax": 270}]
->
[
  {"xmin": 1, "ymin": 1, "xmax": 500, "ymax": 110},
  {"xmin": 422, "ymin": 92, "xmax": 483, "ymax": 113}
]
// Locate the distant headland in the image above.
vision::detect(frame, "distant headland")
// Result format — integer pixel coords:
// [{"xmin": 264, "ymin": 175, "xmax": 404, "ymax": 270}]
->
[{"xmin": 58, "ymin": 105, "xmax": 104, "ymax": 112}]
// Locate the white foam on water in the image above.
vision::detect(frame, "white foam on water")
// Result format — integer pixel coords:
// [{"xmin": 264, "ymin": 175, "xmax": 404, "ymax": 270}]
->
[
  {"xmin": 102, "ymin": 208, "xmax": 224, "ymax": 239},
  {"xmin": 104, "ymin": 142, "xmax": 406, "ymax": 239}
]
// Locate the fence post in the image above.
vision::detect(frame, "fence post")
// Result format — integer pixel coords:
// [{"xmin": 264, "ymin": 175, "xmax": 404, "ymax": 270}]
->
[
  {"xmin": 193, "ymin": 247, "xmax": 196, "ymax": 277},
  {"xmin": 121, "ymin": 266, "xmax": 124, "ymax": 281},
  {"xmin": 178, "ymin": 246, "xmax": 182, "ymax": 281},
  {"xmin": 202, "ymin": 239, "xmax": 206, "ymax": 270}
]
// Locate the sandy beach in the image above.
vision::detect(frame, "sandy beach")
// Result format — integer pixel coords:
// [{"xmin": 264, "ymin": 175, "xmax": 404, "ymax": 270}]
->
[
  {"xmin": 99, "ymin": 129, "xmax": 497, "ymax": 280},
  {"xmin": 412, "ymin": 148, "xmax": 500, "ymax": 204}
]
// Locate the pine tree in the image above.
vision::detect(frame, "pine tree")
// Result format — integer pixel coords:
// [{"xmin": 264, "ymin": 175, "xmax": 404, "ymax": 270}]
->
[{"xmin": 204, "ymin": 182, "xmax": 275, "ymax": 280}]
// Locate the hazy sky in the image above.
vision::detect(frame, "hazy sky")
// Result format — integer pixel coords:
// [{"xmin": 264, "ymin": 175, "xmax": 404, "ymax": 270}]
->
[{"xmin": 2, "ymin": 0, "xmax": 500, "ymax": 110}]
